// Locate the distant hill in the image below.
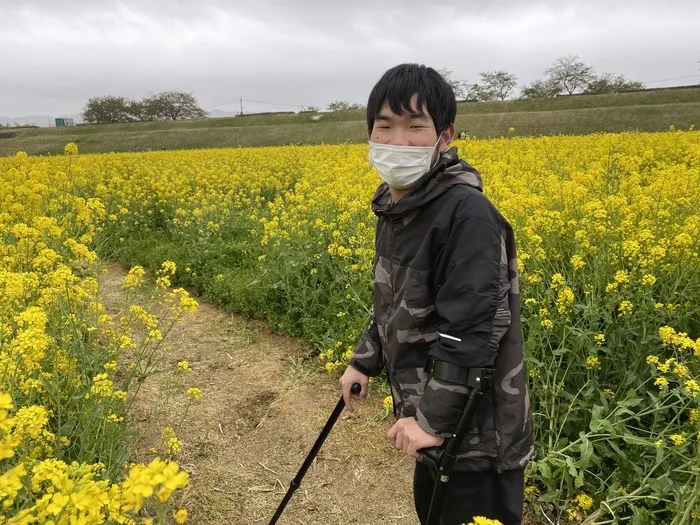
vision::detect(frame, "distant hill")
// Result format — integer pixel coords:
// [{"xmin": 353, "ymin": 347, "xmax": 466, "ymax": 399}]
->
[
  {"xmin": 1, "ymin": 86, "xmax": 699, "ymax": 156},
  {"xmin": 208, "ymin": 109, "xmax": 238, "ymax": 118},
  {"xmin": 0, "ymin": 114, "xmax": 83, "ymax": 128}
]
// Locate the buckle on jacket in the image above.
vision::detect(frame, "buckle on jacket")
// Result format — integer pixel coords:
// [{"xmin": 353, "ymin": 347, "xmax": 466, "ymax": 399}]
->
[{"xmin": 425, "ymin": 358, "xmax": 493, "ymax": 391}]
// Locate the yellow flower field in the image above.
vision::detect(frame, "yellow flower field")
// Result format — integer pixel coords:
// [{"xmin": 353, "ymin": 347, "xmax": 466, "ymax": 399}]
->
[{"xmin": 1, "ymin": 130, "xmax": 699, "ymax": 523}]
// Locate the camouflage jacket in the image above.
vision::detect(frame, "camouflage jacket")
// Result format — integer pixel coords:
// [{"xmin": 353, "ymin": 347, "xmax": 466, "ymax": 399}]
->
[{"xmin": 350, "ymin": 148, "xmax": 533, "ymax": 473}]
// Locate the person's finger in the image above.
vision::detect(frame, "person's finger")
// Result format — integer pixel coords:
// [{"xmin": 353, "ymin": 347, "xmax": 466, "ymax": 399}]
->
[
  {"xmin": 387, "ymin": 423, "xmax": 398, "ymax": 448},
  {"xmin": 342, "ymin": 383, "xmax": 354, "ymax": 412},
  {"xmin": 395, "ymin": 427, "xmax": 405, "ymax": 452}
]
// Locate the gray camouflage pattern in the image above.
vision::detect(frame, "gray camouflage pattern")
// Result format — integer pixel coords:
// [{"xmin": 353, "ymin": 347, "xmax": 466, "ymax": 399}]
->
[{"xmin": 350, "ymin": 148, "xmax": 533, "ymax": 473}]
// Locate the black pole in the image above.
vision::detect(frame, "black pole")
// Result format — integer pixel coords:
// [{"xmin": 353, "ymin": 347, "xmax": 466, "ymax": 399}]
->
[
  {"xmin": 420, "ymin": 367, "xmax": 493, "ymax": 525},
  {"xmin": 269, "ymin": 382, "xmax": 361, "ymax": 525},
  {"xmin": 425, "ymin": 388, "xmax": 483, "ymax": 525}
]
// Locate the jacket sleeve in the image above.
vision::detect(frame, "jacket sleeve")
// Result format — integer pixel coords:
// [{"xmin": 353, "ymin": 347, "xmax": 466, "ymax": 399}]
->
[
  {"xmin": 414, "ymin": 215, "xmax": 511, "ymax": 438},
  {"xmin": 349, "ymin": 313, "xmax": 384, "ymax": 377}
]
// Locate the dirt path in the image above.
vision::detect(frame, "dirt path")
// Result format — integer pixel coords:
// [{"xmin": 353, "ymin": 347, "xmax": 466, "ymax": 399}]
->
[{"xmin": 98, "ymin": 260, "xmax": 418, "ymax": 525}]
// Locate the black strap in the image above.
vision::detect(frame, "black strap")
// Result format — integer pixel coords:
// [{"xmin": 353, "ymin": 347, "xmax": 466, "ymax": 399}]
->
[{"xmin": 425, "ymin": 358, "xmax": 493, "ymax": 391}]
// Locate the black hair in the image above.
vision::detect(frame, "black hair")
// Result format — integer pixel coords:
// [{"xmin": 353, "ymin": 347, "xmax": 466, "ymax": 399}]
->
[{"xmin": 366, "ymin": 63, "xmax": 456, "ymax": 136}]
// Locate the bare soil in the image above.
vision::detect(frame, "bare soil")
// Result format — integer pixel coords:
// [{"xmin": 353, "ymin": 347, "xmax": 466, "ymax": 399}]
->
[{"xmin": 98, "ymin": 260, "xmax": 417, "ymax": 525}]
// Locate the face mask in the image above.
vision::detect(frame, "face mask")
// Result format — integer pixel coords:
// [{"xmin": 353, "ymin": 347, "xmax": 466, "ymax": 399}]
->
[{"xmin": 368, "ymin": 138, "xmax": 441, "ymax": 190}]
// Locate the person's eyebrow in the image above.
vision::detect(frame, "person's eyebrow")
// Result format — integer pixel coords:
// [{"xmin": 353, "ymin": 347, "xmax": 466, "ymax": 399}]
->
[
  {"xmin": 375, "ymin": 113, "xmax": 392, "ymax": 121},
  {"xmin": 408, "ymin": 110, "xmax": 428, "ymax": 118}
]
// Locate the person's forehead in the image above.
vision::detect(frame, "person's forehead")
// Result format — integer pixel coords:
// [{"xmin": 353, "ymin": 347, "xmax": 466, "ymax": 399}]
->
[{"xmin": 378, "ymin": 98, "xmax": 432, "ymax": 120}]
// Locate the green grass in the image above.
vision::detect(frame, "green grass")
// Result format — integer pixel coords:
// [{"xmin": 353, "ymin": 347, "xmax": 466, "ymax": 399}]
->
[{"xmin": 2, "ymin": 87, "xmax": 699, "ymax": 156}]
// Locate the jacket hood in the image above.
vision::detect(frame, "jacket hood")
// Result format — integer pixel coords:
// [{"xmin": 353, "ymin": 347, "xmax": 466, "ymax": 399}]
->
[{"xmin": 371, "ymin": 147, "xmax": 484, "ymax": 220}]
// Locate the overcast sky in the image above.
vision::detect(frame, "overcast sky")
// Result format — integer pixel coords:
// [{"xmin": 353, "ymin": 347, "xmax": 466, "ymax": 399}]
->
[{"xmin": 1, "ymin": 0, "xmax": 699, "ymax": 118}]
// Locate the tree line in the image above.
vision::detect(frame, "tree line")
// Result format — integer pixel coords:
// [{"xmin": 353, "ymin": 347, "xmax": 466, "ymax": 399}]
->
[
  {"xmin": 439, "ymin": 54, "xmax": 645, "ymax": 102},
  {"xmin": 82, "ymin": 55, "xmax": 646, "ymax": 124},
  {"xmin": 82, "ymin": 92, "xmax": 207, "ymax": 124}
]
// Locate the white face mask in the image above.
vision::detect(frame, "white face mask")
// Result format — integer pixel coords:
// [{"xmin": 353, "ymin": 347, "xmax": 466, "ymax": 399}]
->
[{"xmin": 368, "ymin": 138, "xmax": 442, "ymax": 190}]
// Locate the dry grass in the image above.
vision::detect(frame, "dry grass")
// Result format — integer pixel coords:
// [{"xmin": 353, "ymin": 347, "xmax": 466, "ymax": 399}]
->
[{"xmin": 97, "ymin": 260, "xmax": 417, "ymax": 525}]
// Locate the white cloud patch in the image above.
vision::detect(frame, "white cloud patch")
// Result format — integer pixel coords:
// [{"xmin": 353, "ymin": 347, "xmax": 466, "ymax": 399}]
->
[{"xmin": 1, "ymin": 0, "xmax": 699, "ymax": 117}]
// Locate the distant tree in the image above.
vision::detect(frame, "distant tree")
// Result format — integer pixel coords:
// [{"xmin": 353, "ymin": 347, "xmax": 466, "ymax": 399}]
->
[
  {"xmin": 131, "ymin": 94, "xmax": 167, "ymax": 121},
  {"xmin": 584, "ymin": 73, "xmax": 645, "ymax": 94},
  {"xmin": 520, "ymin": 78, "xmax": 561, "ymax": 99},
  {"xmin": 326, "ymin": 100, "xmax": 364, "ymax": 111},
  {"xmin": 82, "ymin": 96, "xmax": 134, "ymax": 124},
  {"xmin": 465, "ymin": 83, "xmax": 492, "ymax": 102},
  {"xmin": 545, "ymin": 54, "xmax": 595, "ymax": 95},
  {"xmin": 437, "ymin": 68, "xmax": 468, "ymax": 100},
  {"xmin": 477, "ymin": 70, "xmax": 518, "ymax": 100},
  {"xmin": 156, "ymin": 92, "xmax": 207, "ymax": 120},
  {"xmin": 300, "ymin": 105, "xmax": 320, "ymax": 113}
]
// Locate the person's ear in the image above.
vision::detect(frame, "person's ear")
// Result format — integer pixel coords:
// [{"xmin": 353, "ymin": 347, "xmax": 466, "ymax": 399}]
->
[{"xmin": 438, "ymin": 123, "xmax": 455, "ymax": 152}]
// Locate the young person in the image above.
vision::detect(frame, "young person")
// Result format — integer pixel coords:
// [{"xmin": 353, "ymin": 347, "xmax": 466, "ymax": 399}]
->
[{"xmin": 339, "ymin": 63, "xmax": 533, "ymax": 525}]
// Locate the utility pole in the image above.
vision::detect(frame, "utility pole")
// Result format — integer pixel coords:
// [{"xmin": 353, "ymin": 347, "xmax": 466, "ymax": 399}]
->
[{"xmin": 239, "ymin": 96, "xmax": 243, "ymax": 116}]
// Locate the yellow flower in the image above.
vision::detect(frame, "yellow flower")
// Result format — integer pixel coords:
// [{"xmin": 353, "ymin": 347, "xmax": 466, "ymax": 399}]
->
[
  {"xmin": 160, "ymin": 260, "xmax": 177, "ymax": 275},
  {"xmin": 541, "ymin": 319, "xmax": 553, "ymax": 330},
  {"xmin": 524, "ymin": 485, "xmax": 538, "ymax": 501},
  {"xmin": 122, "ymin": 265, "xmax": 146, "ymax": 290},
  {"xmin": 659, "ymin": 326, "xmax": 676, "ymax": 345},
  {"xmin": 575, "ymin": 492, "xmax": 594, "ymax": 511},
  {"xmin": 684, "ymin": 380, "xmax": 700, "ymax": 397},
  {"xmin": 594, "ymin": 333, "xmax": 606, "ymax": 345},
  {"xmin": 161, "ymin": 427, "xmax": 183, "ymax": 454},
  {"xmin": 673, "ymin": 363, "xmax": 690, "ymax": 378},
  {"xmin": 618, "ymin": 300, "xmax": 633, "ymax": 316},
  {"xmin": 556, "ymin": 286, "xmax": 575, "ymax": 314},
  {"xmin": 614, "ymin": 270, "xmax": 629, "ymax": 284},
  {"xmin": 0, "ymin": 392, "xmax": 13, "ymax": 411},
  {"xmin": 174, "ymin": 508, "xmax": 188, "ymax": 524},
  {"xmin": 467, "ymin": 518, "xmax": 503, "ymax": 525},
  {"xmin": 383, "ymin": 396, "xmax": 393, "ymax": 410},
  {"xmin": 658, "ymin": 358, "xmax": 675, "ymax": 374},
  {"xmin": 689, "ymin": 409, "xmax": 700, "ymax": 424},
  {"xmin": 187, "ymin": 387, "xmax": 203, "ymax": 401},
  {"xmin": 63, "ymin": 142, "xmax": 79, "ymax": 155},
  {"xmin": 550, "ymin": 273, "xmax": 566, "ymax": 289},
  {"xmin": 654, "ymin": 376, "xmax": 668, "ymax": 389},
  {"xmin": 586, "ymin": 356, "xmax": 600, "ymax": 369},
  {"xmin": 641, "ymin": 274, "xmax": 656, "ymax": 286},
  {"xmin": 670, "ymin": 433, "xmax": 686, "ymax": 446},
  {"xmin": 646, "ymin": 355, "xmax": 660, "ymax": 365},
  {"xmin": 570, "ymin": 255, "xmax": 585, "ymax": 270},
  {"xmin": 178, "ymin": 360, "xmax": 192, "ymax": 372}
]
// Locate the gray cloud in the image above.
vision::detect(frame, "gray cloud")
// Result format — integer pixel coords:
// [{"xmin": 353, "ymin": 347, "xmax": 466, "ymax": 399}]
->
[{"xmin": 1, "ymin": 0, "xmax": 699, "ymax": 118}]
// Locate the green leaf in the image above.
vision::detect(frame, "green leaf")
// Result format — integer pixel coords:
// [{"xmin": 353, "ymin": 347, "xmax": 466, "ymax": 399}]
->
[
  {"xmin": 619, "ymin": 396, "xmax": 643, "ymax": 409},
  {"xmin": 590, "ymin": 404, "xmax": 605, "ymax": 432},
  {"xmin": 538, "ymin": 490, "xmax": 561, "ymax": 503},
  {"xmin": 608, "ymin": 439, "xmax": 627, "ymax": 459},
  {"xmin": 600, "ymin": 418, "xmax": 615, "ymax": 434},
  {"xmin": 565, "ymin": 456, "xmax": 578, "ymax": 480},
  {"xmin": 647, "ymin": 474, "xmax": 672, "ymax": 496},
  {"xmin": 579, "ymin": 433, "xmax": 593, "ymax": 468},
  {"xmin": 538, "ymin": 461, "xmax": 552, "ymax": 479}
]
